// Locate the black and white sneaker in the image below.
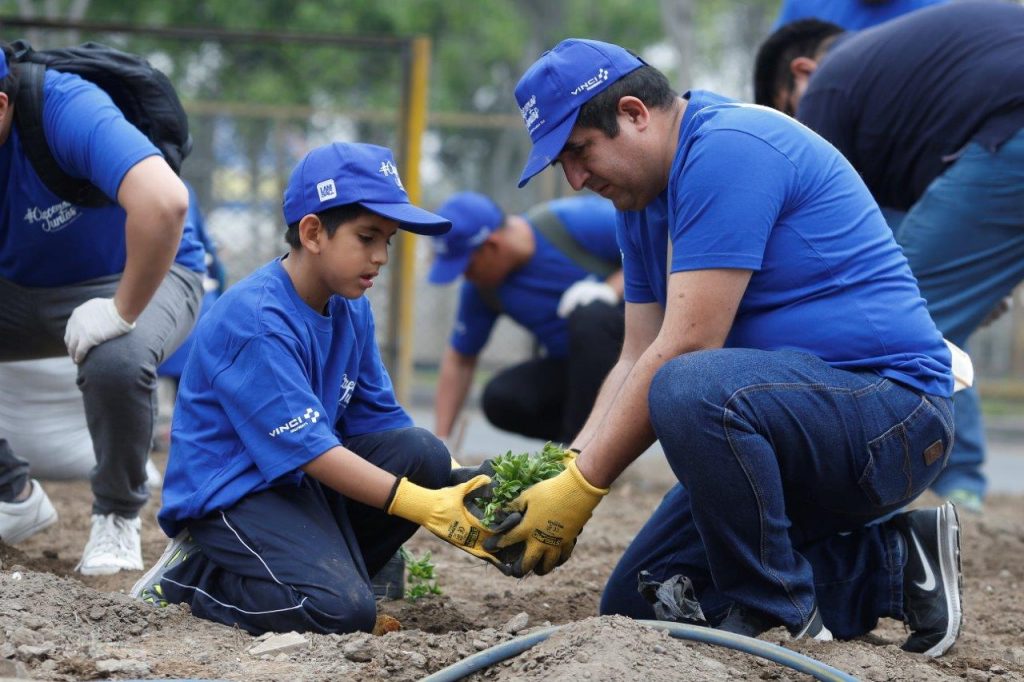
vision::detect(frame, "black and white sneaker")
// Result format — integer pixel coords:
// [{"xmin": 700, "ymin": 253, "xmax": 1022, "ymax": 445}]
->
[
  {"xmin": 891, "ymin": 502, "xmax": 963, "ymax": 657},
  {"xmin": 716, "ymin": 603, "xmax": 833, "ymax": 642}
]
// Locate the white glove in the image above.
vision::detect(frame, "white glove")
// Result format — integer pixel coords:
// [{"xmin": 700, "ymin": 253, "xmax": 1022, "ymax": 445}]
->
[
  {"xmin": 64, "ymin": 298, "xmax": 135, "ymax": 364},
  {"xmin": 943, "ymin": 338, "xmax": 974, "ymax": 393},
  {"xmin": 557, "ymin": 279, "xmax": 619, "ymax": 318}
]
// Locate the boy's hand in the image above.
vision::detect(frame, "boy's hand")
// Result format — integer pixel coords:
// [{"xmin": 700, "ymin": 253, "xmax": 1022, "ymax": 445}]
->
[
  {"xmin": 487, "ymin": 459, "xmax": 608, "ymax": 577},
  {"xmin": 387, "ymin": 476, "xmax": 503, "ymax": 567}
]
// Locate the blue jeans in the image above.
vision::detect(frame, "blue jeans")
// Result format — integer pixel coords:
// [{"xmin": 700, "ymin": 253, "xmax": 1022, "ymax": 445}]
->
[
  {"xmin": 601, "ymin": 349, "xmax": 953, "ymax": 639},
  {"xmin": 159, "ymin": 427, "xmax": 450, "ymax": 635},
  {"xmin": 884, "ymin": 128, "xmax": 1024, "ymax": 498}
]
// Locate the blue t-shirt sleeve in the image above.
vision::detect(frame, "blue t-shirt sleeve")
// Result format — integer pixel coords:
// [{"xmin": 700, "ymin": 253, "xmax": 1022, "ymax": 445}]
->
[
  {"xmin": 670, "ymin": 129, "xmax": 795, "ymax": 273},
  {"xmin": 209, "ymin": 333, "xmax": 340, "ymax": 483},
  {"xmin": 43, "ymin": 71, "xmax": 160, "ymax": 201},
  {"xmin": 617, "ymin": 211, "xmax": 657, "ymax": 304},
  {"xmin": 337, "ymin": 308, "xmax": 412, "ymax": 438},
  {"xmin": 450, "ymin": 282, "xmax": 499, "ymax": 356}
]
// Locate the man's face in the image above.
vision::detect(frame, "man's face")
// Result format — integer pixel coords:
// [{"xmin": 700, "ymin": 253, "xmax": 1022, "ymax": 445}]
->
[
  {"xmin": 555, "ymin": 121, "xmax": 661, "ymax": 212},
  {"xmin": 464, "ymin": 239, "xmax": 508, "ymax": 288}
]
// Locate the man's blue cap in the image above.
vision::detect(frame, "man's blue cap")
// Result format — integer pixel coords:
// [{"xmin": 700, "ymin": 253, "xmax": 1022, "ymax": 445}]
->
[
  {"xmin": 282, "ymin": 142, "xmax": 450, "ymax": 236},
  {"xmin": 514, "ymin": 39, "xmax": 645, "ymax": 188},
  {"xmin": 0, "ymin": 50, "xmax": 8, "ymax": 81},
  {"xmin": 427, "ymin": 192, "xmax": 504, "ymax": 285}
]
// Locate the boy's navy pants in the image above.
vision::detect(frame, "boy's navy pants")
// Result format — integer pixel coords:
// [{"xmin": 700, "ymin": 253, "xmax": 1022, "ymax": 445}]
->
[{"xmin": 159, "ymin": 426, "xmax": 449, "ymax": 634}]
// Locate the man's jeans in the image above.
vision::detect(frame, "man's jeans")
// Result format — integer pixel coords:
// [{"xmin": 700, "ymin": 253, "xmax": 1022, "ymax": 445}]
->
[
  {"xmin": 885, "ymin": 128, "xmax": 1024, "ymax": 498},
  {"xmin": 0, "ymin": 265, "xmax": 203, "ymax": 514},
  {"xmin": 600, "ymin": 349, "xmax": 953, "ymax": 638}
]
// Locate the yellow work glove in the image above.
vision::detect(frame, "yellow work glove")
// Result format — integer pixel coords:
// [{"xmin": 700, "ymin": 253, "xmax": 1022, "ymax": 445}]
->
[
  {"xmin": 387, "ymin": 476, "xmax": 500, "ymax": 566},
  {"xmin": 490, "ymin": 458, "xmax": 608, "ymax": 577}
]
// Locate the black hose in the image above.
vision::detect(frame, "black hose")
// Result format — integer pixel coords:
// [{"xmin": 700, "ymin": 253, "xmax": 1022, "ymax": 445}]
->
[{"xmin": 421, "ymin": 619, "xmax": 858, "ymax": 682}]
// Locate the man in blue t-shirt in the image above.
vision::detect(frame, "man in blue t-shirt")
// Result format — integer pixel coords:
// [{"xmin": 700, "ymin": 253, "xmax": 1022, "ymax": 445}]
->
[
  {"xmin": 771, "ymin": 0, "xmax": 946, "ymax": 31},
  {"xmin": 428, "ymin": 192, "xmax": 623, "ymax": 445},
  {"xmin": 131, "ymin": 142, "xmax": 502, "ymax": 636},
  {"xmin": 494, "ymin": 38, "xmax": 962, "ymax": 657},
  {"xmin": 754, "ymin": 1, "xmax": 1024, "ymax": 512},
  {"xmin": 0, "ymin": 44, "xmax": 205, "ymax": 575}
]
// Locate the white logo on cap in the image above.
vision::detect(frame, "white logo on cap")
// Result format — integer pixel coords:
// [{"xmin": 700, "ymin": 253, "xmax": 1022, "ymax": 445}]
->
[
  {"xmin": 519, "ymin": 94, "xmax": 541, "ymax": 131},
  {"xmin": 571, "ymin": 68, "xmax": 609, "ymax": 95},
  {"xmin": 379, "ymin": 160, "xmax": 405, "ymax": 190},
  {"xmin": 317, "ymin": 179, "xmax": 338, "ymax": 203}
]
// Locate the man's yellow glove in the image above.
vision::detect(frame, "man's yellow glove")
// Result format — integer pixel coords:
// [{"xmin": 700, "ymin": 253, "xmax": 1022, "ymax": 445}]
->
[
  {"xmin": 489, "ymin": 458, "xmax": 608, "ymax": 577},
  {"xmin": 387, "ymin": 476, "xmax": 500, "ymax": 566}
]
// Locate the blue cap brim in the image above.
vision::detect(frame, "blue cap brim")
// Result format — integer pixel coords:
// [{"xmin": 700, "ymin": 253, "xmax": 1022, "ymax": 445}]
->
[
  {"xmin": 427, "ymin": 253, "xmax": 472, "ymax": 285},
  {"xmin": 361, "ymin": 201, "xmax": 452, "ymax": 236},
  {"xmin": 517, "ymin": 109, "xmax": 580, "ymax": 188}
]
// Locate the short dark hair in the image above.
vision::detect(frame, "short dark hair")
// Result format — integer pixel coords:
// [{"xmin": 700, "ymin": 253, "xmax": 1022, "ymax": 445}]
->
[
  {"xmin": 575, "ymin": 64, "xmax": 676, "ymax": 138},
  {"xmin": 284, "ymin": 203, "xmax": 374, "ymax": 249},
  {"xmin": 1, "ymin": 42, "xmax": 19, "ymax": 100},
  {"xmin": 753, "ymin": 19, "xmax": 843, "ymax": 108}
]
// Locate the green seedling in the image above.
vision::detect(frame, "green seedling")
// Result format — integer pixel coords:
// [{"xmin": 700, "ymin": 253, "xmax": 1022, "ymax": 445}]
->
[
  {"xmin": 400, "ymin": 548, "xmax": 442, "ymax": 601},
  {"xmin": 476, "ymin": 442, "xmax": 567, "ymax": 528}
]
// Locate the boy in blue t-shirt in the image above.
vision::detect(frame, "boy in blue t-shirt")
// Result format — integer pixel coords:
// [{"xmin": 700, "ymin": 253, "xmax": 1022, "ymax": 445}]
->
[
  {"xmin": 131, "ymin": 142, "xmax": 500, "ymax": 635},
  {"xmin": 498, "ymin": 39, "xmax": 963, "ymax": 657}
]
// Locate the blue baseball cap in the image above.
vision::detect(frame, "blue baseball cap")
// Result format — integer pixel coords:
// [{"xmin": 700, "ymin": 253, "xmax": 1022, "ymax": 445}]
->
[
  {"xmin": 282, "ymin": 142, "xmax": 450, "ymax": 236},
  {"xmin": 515, "ymin": 39, "xmax": 645, "ymax": 188},
  {"xmin": 427, "ymin": 192, "xmax": 504, "ymax": 285},
  {"xmin": 0, "ymin": 50, "xmax": 8, "ymax": 81}
]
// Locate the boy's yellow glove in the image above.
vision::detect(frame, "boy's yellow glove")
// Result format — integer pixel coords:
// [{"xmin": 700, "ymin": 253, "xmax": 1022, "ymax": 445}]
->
[
  {"xmin": 489, "ymin": 458, "xmax": 608, "ymax": 577},
  {"xmin": 387, "ymin": 476, "xmax": 500, "ymax": 566}
]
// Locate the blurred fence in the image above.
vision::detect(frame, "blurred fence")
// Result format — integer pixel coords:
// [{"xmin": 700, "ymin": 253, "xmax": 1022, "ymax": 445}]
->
[{"xmin": 3, "ymin": 17, "xmax": 1023, "ymax": 399}]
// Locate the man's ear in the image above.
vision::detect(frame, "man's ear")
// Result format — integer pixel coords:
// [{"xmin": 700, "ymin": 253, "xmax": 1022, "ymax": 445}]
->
[
  {"xmin": 789, "ymin": 56, "xmax": 818, "ymax": 88},
  {"xmin": 298, "ymin": 214, "xmax": 325, "ymax": 253},
  {"xmin": 617, "ymin": 96, "xmax": 650, "ymax": 130}
]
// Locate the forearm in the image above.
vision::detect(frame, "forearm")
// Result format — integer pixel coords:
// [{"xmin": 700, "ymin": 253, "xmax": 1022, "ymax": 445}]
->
[
  {"xmin": 571, "ymin": 357, "xmax": 634, "ymax": 451},
  {"xmin": 115, "ymin": 207, "xmax": 185, "ymax": 321},
  {"xmin": 434, "ymin": 347, "xmax": 477, "ymax": 438},
  {"xmin": 114, "ymin": 157, "xmax": 188, "ymax": 322},
  {"xmin": 301, "ymin": 445, "xmax": 397, "ymax": 509}
]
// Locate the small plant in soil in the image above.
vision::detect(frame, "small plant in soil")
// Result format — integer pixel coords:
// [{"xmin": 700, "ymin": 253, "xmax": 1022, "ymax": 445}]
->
[
  {"xmin": 476, "ymin": 442, "xmax": 567, "ymax": 528},
  {"xmin": 400, "ymin": 548, "xmax": 442, "ymax": 601}
]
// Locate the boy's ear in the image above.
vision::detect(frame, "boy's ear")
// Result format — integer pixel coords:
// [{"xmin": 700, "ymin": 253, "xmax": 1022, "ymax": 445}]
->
[{"xmin": 298, "ymin": 214, "xmax": 324, "ymax": 253}]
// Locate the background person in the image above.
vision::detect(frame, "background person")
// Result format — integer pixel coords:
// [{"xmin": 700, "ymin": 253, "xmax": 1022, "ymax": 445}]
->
[
  {"xmin": 754, "ymin": 1, "xmax": 1024, "ymax": 512},
  {"xmin": 771, "ymin": 0, "xmax": 948, "ymax": 31},
  {"xmin": 430, "ymin": 192, "xmax": 624, "ymax": 446},
  {"xmin": 497, "ymin": 37, "xmax": 961, "ymax": 657},
  {"xmin": 0, "ymin": 43, "xmax": 204, "ymax": 575}
]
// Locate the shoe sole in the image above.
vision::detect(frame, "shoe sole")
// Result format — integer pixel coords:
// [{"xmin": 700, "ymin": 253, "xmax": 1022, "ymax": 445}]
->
[
  {"xmin": 922, "ymin": 502, "xmax": 963, "ymax": 657},
  {"xmin": 130, "ymin": 532, "xmax": 191, "ymax": 599},
  {"xmin": 1, "ymin": 506, "xmax": 58, "ymax": 546}
]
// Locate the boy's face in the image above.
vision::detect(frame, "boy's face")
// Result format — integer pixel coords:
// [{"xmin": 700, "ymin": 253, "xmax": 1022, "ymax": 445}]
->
[{"xmin": 319, "ymin": 213, "xmax": 399, "ymax": 299}]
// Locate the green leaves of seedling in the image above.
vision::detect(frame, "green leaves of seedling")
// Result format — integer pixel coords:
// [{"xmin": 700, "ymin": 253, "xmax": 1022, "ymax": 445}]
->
[
  {"xmin": 400, "ymin": 548, "xmax": 442, "ymax": 601},
  {"xmin": 476, "ymin": 442, "xmax": 567, "ymax": 528}
]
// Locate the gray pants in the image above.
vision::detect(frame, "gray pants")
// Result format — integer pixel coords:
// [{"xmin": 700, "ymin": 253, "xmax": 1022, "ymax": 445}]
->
[{"xmin": 0, "ymin": 264, "xmax": 203, "ymax": 516}]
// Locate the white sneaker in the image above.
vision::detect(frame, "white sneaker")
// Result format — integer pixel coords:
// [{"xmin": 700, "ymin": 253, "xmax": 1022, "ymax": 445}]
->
[
  {"xmin": 76, "ymin": 513, "xmax": 143, "ymax": 576},
  {"xmin": 0, "ymin": 479, "xmax": 58, "ymax": 545}
]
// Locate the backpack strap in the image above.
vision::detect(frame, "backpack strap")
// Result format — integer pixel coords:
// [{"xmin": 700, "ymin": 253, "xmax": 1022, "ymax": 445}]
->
[
  {"xmin": 12, "ymin": 58, "xmax": 112, "ymax": 208},
  {"xmin": 524, "ymin": 204, "xmax": 619, "ymax": 280}
]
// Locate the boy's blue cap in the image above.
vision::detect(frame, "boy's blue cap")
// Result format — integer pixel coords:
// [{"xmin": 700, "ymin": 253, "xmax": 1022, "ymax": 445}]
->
[
  {"xmin": 0, "ymin": 50, "xmax": 8, "ymax": 80},
  {"xmin": 428, "ymin": 192, "xmax": 504, "ymax": 285},
  {"xmin": 514, "ymin": 39, "xmax": 645, "ymax": 188},
  {"xmin": 282, "ymin": 142, "xmax": 450, "ymax": 236}
]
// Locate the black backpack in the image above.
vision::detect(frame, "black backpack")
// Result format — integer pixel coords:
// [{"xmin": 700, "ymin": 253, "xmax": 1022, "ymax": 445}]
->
[{"xmin": 10, "ymin": 39, "xmax": 192, "ymax": 208}]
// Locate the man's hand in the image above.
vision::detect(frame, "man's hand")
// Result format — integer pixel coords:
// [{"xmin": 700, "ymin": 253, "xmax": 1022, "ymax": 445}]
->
[
  {"xmin": 448, "ymin": 458, "xmax": 495, "ymax": 486},
  {"xmin": 488, "ymin": 458, "xmax": 608, "ymax": 577},
  {"xmin": 557, "ymin": 279, "xmax": 619, "ymax": 318},
  {"xmin": 64, "ymin": 298, "xmax": 136, "ymax": 364},
  {"xmin": 387, "ymin": 476, "xmax": 501, "ymax": 566}
]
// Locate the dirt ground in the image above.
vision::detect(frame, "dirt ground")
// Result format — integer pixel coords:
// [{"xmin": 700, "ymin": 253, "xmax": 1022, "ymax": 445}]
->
[{"xmin": 1, "ymin": 453, "xmax": 1023, "ymax": 682}]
